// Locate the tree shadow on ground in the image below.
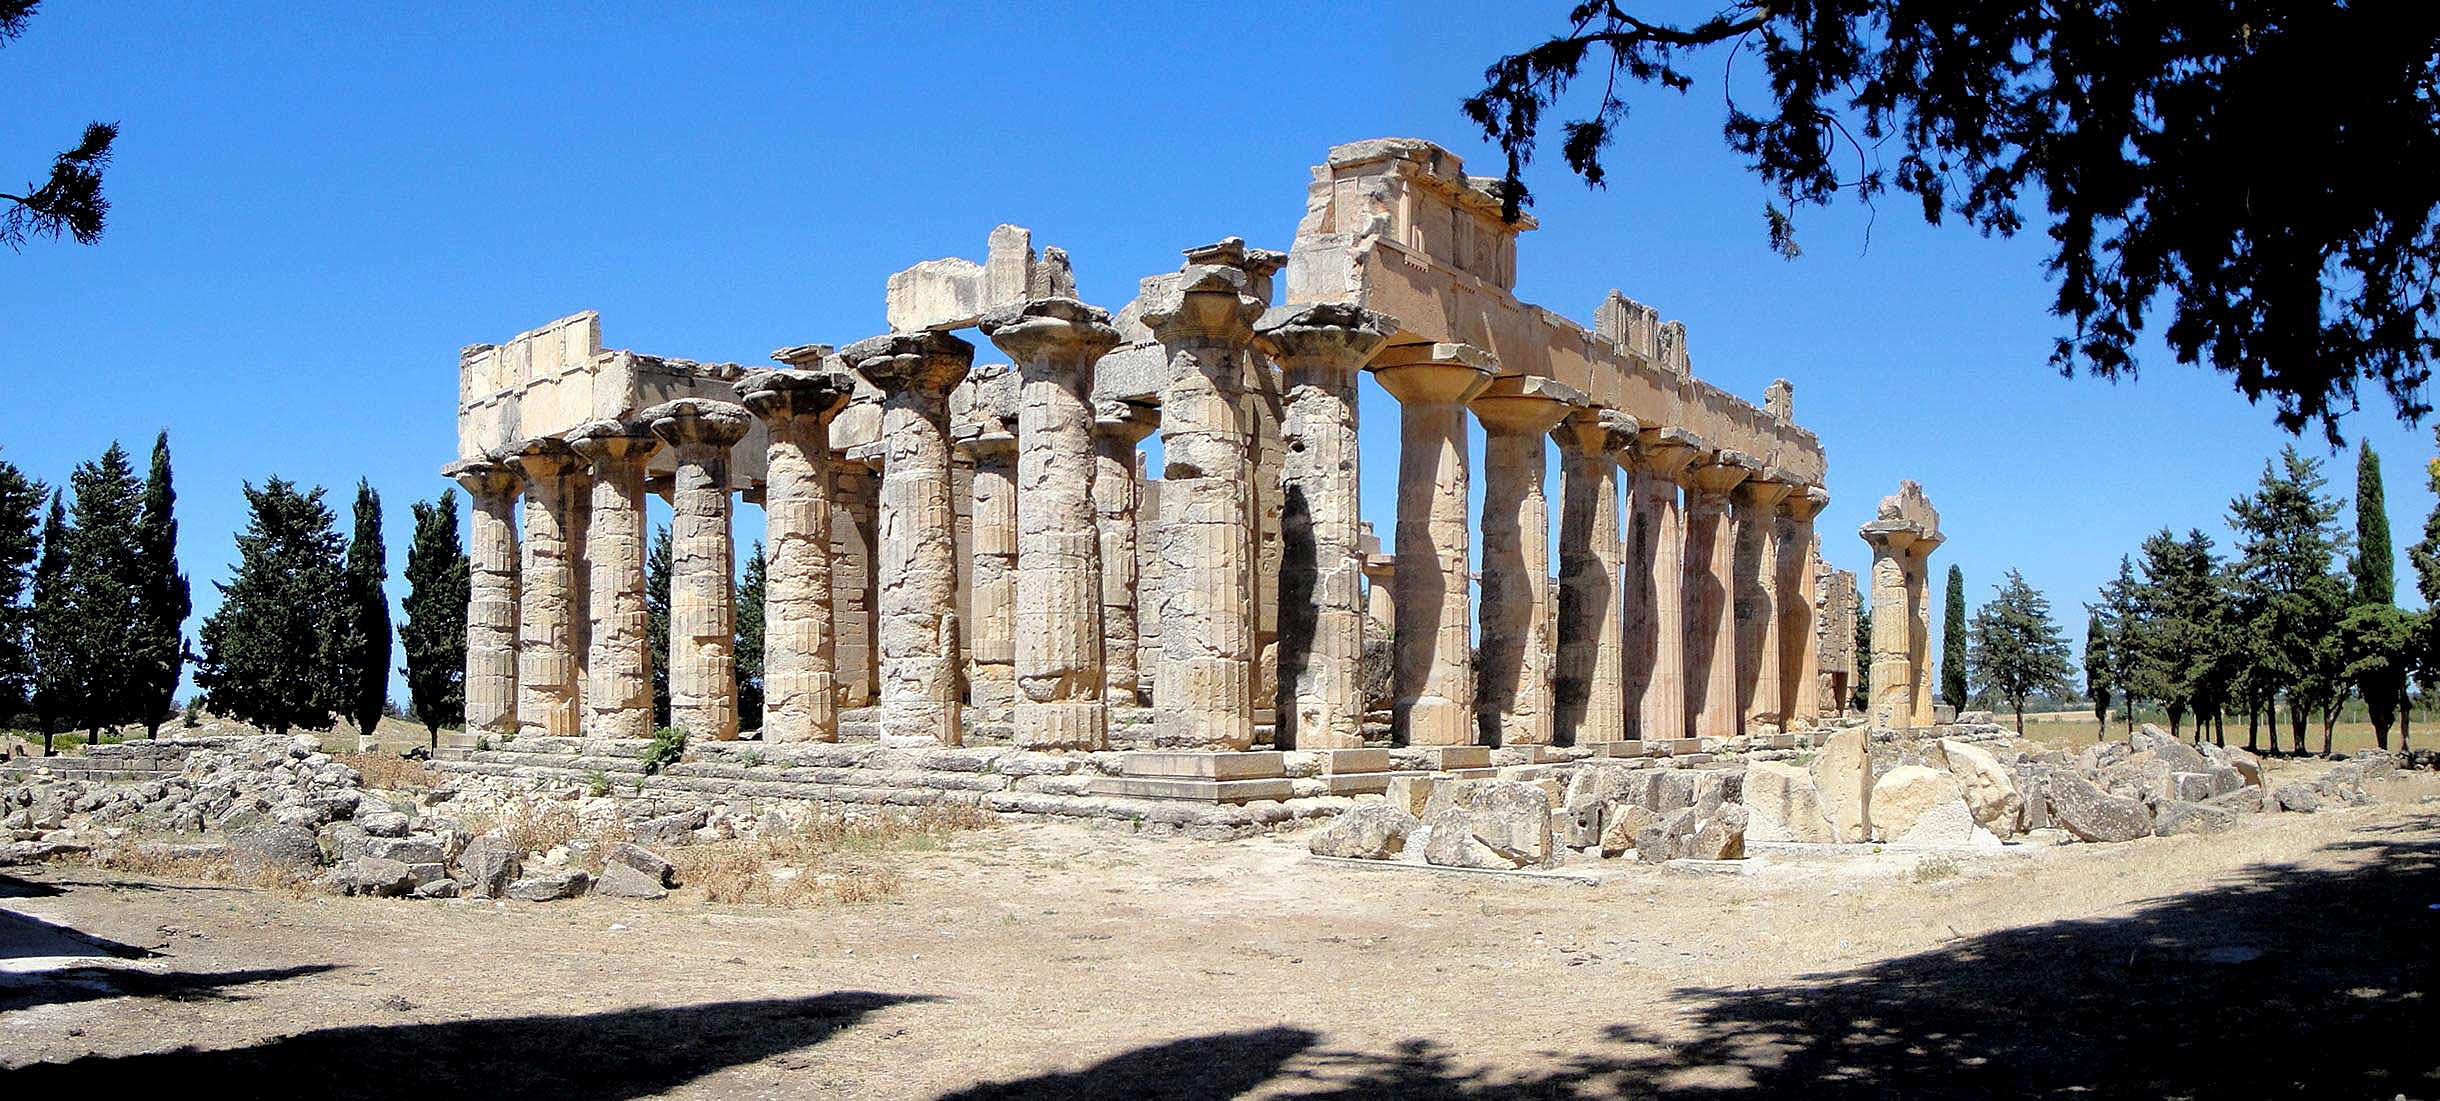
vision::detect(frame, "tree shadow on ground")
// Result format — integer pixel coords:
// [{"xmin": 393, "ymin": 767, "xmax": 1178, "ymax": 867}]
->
[
  {"xmin": 0, "ymin": 961, "xmax": 340, "ymax": 1012},
  {"xmin": 956, "ymin": 815, "xmax": 2440, "ymax": 1099},
  {"xmin": 941, "ymin": 1026, "xmax": 1322, "ymax": 1100},
  {"xmin": 4, "ymin": 990, "xmax": 930, "ymax": 1099},
  {"xmin": 0, "ymin": 872, "xmax": 64, "ymax": 899}
]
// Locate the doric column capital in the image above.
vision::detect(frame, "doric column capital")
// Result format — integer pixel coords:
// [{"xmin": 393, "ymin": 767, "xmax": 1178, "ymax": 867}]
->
[
  {"xmin": 504, "ymin": 436, "xmax": 583, "ymax": 482},
  {"xmin": 953, "ymin": 427, "xmax": 1017, "ymax": 461},
  {"xmin": 1368, "ymin": 341, "xmax": 1496, "ymax": 406},
  {"xmin": 768, "ymin": 343, "xmax": 837, "ymax": 370},
  {"xmin": 639, "ymin": 398, "xmax": 753, "ymax": 452},
  {"xmin": 736, "ymin": 367, "xmax": 856, "ymax": 425},
  {"xmin": 1142, "ymin": 249, "xmax": 1266, "ymax": 347},
  {"xmin": 1553, "ymin": 406, "xmax": 1639, "ymax": 455},
  {"xmin": 1782, "ymin": 485, "xmax": 1831, "ymax": 522},
  {"xmin": 1859, "ymin": 519, "xmax": 1922, "ymax": 555},
  {"xmin": 567, "ymin": 419, "xmax": 660, "ymax": 470},
  {"xmin": 1682, "ymin": 447, "xmax": 1758, "ymax": 499},
  {"xmin": 843, "ymin": 330, "xmax": 975, "ymax": 397},
  {"xmin": 1631, "ymin": 425, "xmax": 1705, "ymax": 480},
  {"xmin": 442, "ymin": 457, "xmax": 518, "ymax": 498},
  {"xmin": 1734, "ymin": 467, "xmax": 1802, "ymax": 512},
  {"xmin": 980, "ymin": 297, "xmax": 1121, "ymax": 368},
  {"xmin": 1471, "ymin": 374, "xmax": 1587, "ymax": 436},
  {"xmin": 1094, "ymin": 398, "xmax": 1160, "ymax": 446},
  {"xmin": 1252, "ymin": 302, "xmax": 1401, "ymax": 372}
]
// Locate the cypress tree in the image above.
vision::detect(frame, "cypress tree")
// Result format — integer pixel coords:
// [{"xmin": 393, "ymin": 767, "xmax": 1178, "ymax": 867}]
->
[
  {"xmin": 1851, "ymin": 605, "xmax": 1871, "ymax": 713},
  {"xmin": 65, "ymin": 442, "xmax": 146, "ymax": 735},
  {"xmin": 2341, "ymin": 441, "xmax": 2409, "ymax": 748},
  {"xmin": 338, "ymin": 480, "xmax": 391, "ymax": 737},
  {"xmin": 736, "ymin": 543, "xmax": 766, "ymax": 730},
  {"xmin": 1941, "ymin": 564, "xmax": 1968, "ymax": 712},
  {"xmin": 400, "ymin": 490, "xmax": 468, "ymax": 744},
  {"xmin": 2405, "ymin": 426, "xmax": 2440, "ymax": 753},
  {"xmin": 0, "ymin": 456, "xmax": 43, "ymax": 721},
  {"xmin": 2084, "ymin": 611, "xmax": 2111, "ymax": 736},
  {"xmin": 2354, "ymin": 441, "xmax": 2396, "ymax": 605},
  {"xmin": 131, "ymin": 432, "xmax": 190, "ymax": 737},
  {"xmin": 195, "ymin": 478, "xmax": 347, "ymax": 737},
  {"xmin": 30, "ymin": 494, "xmax": 76, "ymax": 754},
  {"xmin": 647, "ymin": 524, "xmax": 671, "ymax": 729}
]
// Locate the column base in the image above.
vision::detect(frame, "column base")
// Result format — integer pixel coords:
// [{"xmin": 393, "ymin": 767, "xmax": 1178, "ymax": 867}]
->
[
  {"xmin": 1398, "ymin": 696, "xmax": 1475, "ymax": 747},
  {"xmin": 878, "ymin": 704, "xmax": 961, "ymax": 747},
  {"xmin": 1015, "ymin": 701, "xmax": 1108, "ymax": 751},
  {"xmin": 1154, "ymin": 657, "xmax": 1254, "ymax": 751}
]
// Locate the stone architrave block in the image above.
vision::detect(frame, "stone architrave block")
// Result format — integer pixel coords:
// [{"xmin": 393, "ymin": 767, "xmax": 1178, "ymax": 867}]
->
[
  {"xmin": 1744, "ymin": 760, "xmax": 1834, "ymax": 842},
  {"xmin": 887, "ymin": 258, "xmax": 987, "ymax": 332}
]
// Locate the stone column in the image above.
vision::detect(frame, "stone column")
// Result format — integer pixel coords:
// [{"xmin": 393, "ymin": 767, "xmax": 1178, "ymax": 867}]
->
[
  {"xmin": 1553, "ymin": 408, "xmax": 1632, "ymax": 747},
  {"xmin": 1908, "ymin": 531, "xmax": 1945, "ymax": 727},
  {"xmin": 640, "ymin": 399, "xmax": 751, "ymax": 741},
  {"xmin": 832, "ymin": 458, "xmax": 881, "ymax": 709},
  {"xmin": 1628, "ymin": 428, "xmax": 1703, "ymax": 741},
  {"xmin": 506, "ymin": 438, "xmax": 586, "ymax": 739},
  {"xmin": 845, "ymin": 331, "xmax": 975, "ymax": 746},
  {"xmin": 1256, "ymin": 303, "xmax": 1396, "ymax": 750},
  {"xmin": 567, "ymin": 421, "xmax": 659, "ymax": 740},
  {"xmin": 1473, "ymin": 376, "xmax": 1586, "ymax": 748},
  {"xmin": 738, "ymin": 369, "xmax": 855, "ymax": 743},
  {"xmin": 1734, "ymin": 472, "xmax": 1798, "ymax": 730},
  {"xmin": 983, "ymin": 298, "xmax": 1122, "ymax": 750},
  {"xmin": 1860, "ymin": 523, "xmax": 1920, "ymax": 729},
  {"xmin": 1681, "ymin": 448, "xmax": 1757, "ymax": 741},
  {"xmin": 1092, "ymin": 401, "xmax": 1158, "ymax": 708},
  {"xmin": 444, "ymin": 458, "xmax": 520, "ymax": 738},
  {"xmin": 1145, "ymin": 250, "xmax": 1266, "ymax": 750},
  {"xmin": 957, "ymin": 431, "xmax": 1017, "ymax": 714},
  {"xmin": 1368, "ymin": 341, "xmax": 1496, "ymax": 746},
  {"xmin": 1780, "ymin": 488, "xmax": 1829, "ymax": 726}
]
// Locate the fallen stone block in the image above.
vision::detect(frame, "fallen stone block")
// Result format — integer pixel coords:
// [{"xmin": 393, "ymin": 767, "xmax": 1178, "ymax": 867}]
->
[
  {"xmin": 1743, "ymin": 760, "xmax": 1835, "ymax": 843},
  {"xmin": 506, "ymin": 870, "xmax": 590, "ymax": 902},
  {"xmin": 1940, "ymin": 739, "xmax": 2024, "ymax": 836},
  {"xmin": 1811, "ymin": 729, "xmax": 1872, "ymax": 843},
  {"xmin": 452, "ymin": 833, "xmax": 522, "ymax": 899},
  {"xmin": 1599, "ymin": 803, "xmax": 1660, "ymax": 858},
  {"xmin": 1869, "ymin": 765, "xmax": 1963, "ymax": 842},
  {"xmin": 344, "ymin": 856, "xmax": 415, "ymax": 897},
  {"xmin": 1420, "ymin": 781, "xmax": 1553, "ymax": 870},
  {"xmin": 2047, "ymin": 772, "xmax": 2153, "ymax": 842},
  {"xmin": 1308, "ymin": 804, "xmax": 1419, "ymax": 860},
  {"xmin": 2155, "ymin": 800, "xmax": 2238, "ymax": 837}
]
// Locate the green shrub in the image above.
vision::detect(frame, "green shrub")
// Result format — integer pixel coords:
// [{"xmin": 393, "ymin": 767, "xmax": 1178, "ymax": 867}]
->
[
  {"xmin": 642, "ymin": 727, "xmax": 686, "ymax": 775},
  {"xmin": 585, "ymin": 768, "xmax": 611, "ymax": 797}
]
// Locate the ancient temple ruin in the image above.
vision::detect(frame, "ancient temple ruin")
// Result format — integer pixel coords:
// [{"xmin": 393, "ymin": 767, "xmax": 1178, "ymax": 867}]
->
[{"xmin": 444, "ymin": 138, "xmax": 1908, "ymax": 806}]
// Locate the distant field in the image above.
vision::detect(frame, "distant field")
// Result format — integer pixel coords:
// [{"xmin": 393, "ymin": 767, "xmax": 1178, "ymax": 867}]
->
[
  {"xmin": 2003, "ymin": 710, "xmax": 2425, "ymax": 757},
  {"xmin": 4, "ymin": 714, "xmax": 455, "ymax": 759}
]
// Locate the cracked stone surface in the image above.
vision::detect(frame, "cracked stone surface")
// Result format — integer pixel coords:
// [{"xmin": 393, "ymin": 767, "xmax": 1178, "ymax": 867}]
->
[
  {"xmin": 641, "ymin": 398, "xmax": 753, "ymax": 742},
  {"xmin": 739, "ymin": 368, "xmax": 856, "ymax": 743},
  {"xmin": 444, "ymin": 458, "xmax": 520, "ymax": 737},
  {"xmin": 567, "ymin": 421, "xmax": 660, "ymax": 740},
  {"xmin": 846, "ymin": 330, "xmax": 975, "ymax": 746},
  {"xmin": 506, "ymin": 437, "xmax": 588, "ymax": 739}
]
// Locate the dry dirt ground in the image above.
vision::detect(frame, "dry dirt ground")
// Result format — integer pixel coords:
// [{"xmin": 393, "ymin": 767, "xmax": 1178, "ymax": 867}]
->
[{"xmin": 6, "ymin": 773, "xmax": 2439, "ymax": 1099}]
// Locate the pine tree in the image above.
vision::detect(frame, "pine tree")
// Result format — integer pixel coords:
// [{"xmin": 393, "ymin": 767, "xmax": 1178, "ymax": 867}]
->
[
  {"xmin": 400, "ymin": 490, "xmax": 467, "ymax": 744},
  {"xmin": 2229, "ymin": 447, "xmax": 2352, "ymax": 754},
  {"xmin": 2133, "ymin": 528, "xmax": 2223, "ymax": 738},
  {"xmin": 194, "ymin": 478, "xmax": 348, "ymax": 737},
  {"xmin": 30, "ymin": 494, "xmax": 76, "ymax": 754},
  {"xmin": 2090, "ymin": 556, "xmax": 2146, "ymax": 733},
  {"xmin": 131, "ymin": 432, "xmax": 190, "ymax": 737},
  {"xmin": 1969, "ymin": 569, "xmax": 2074, "ymax": 733},
  {"xmin": 736, "ymin": 543, "xmax": 766, "ymax": 730},
  {"xmin": 65, "ymin": 442, "xmax": 146, "ymax": 735},
  {"xmin": 0, "ymin": 456, "xmax": 43, "ymax": 721},
  {"xmin": 338, "ymin": 480, "xmax": 391, "ymax": 737},
  {"xmin": 2084, "ymin": 611, "xmax": 2111, "ymax": 738},
  {"xmin": 647, "ymin": 524, "xmax": 671, "ymax": 729},
  {"xmin": 2404, "ymin": 426, "xmax": 2440, "ymax": 753},
  {"xmin": 1941, "ymin": 564, "xmax": 1968, "ymax": 712},
  {"xmin": 2340, "ymin": 441, "xmax": 2410, "ymax": 749}
]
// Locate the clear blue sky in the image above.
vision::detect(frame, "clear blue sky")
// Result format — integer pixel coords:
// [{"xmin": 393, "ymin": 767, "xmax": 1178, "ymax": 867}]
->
[{"xmin": 4, "ymin": 3, "xmax": 2432, "ymax": 707}]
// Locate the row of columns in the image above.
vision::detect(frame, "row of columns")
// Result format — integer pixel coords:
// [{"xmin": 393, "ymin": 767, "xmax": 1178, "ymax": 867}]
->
[{"xmin": 444, "ymin": 282, "xmax": 1833, "ymax": 755}]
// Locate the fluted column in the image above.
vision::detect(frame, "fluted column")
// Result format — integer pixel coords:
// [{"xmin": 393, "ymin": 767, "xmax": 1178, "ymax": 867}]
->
[
  {"xmin": 444, "ymin": 458, "xmax": 520, "ymax": 738},
  {"xmin": 1908, "ymin": 530, "xmax": 1945, "ymax": 727},
  {"xmin": 567, "ymin": 421, "xmax": 659, "ymax": 740},
  {"xmin": 957, "ymin": 432, "xmax": 1018, "ymax": 714},
  {"xmin": 1146, "ymin": 247, "xmax": 1267, "ymax": 750},
  {"xmin": 1092, "ymin": 401, "xmax": 1158, "ymax": 708},
  {"xmin": 846, "ymin": 331, "xmax": 975, "ymax": 746},
  {"xmin": 1256, "ymin": 303, "xmax": 1396, "ymax": 750},
  {"xmin": 982, "ymin": 298, "xmax": 1122, "ymax": 750},
  {"xmin": 1681, "ymin": 448, "xmax": 1757, "ymax": 740},
  {"xmin": 1734, "ymin": 472, "xmax": 1798, "ymax": 730},
  {"xmin": 1781, "ymin": 488, "xmax": 1829, "ymax": 726},
  {"xmin": 1473, "ymin": 376, "xmax": 1586, "ymax": 748},
  {"xmin": 1860, "ymin": 523, "xmax": 1919, "ymax": 729},
  {"xmin": 1553, "ymin": 409, "xmax": 1632, "ymax": 746},
  {"xmin": 832, "ymin": 458, "xmax": 881, "ymax": 709},
  {"xmin": 739, "ymin": 369, "xmax": 854, "ymax": 743},
  {"xmin": 506, "ymin": 438, "xmax": 586, "ymax": 738},
  {"xmin": 640, "ymin": 399, "xmax": 751, "ymax": 741},
  {"xmin": 1369, "ymin": 341, "xmax": 1496, "ymax": 746},
  {"xmin": 1629, "ymin": 428, "xmax": 1703, "ymax": 740}
]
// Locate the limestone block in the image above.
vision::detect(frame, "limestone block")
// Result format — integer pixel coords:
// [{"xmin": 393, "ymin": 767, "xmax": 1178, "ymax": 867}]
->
[
  {"xmin": 1308, "ymin": 804, "xmax": 1418, "ymax": 860},
  {"xmin": 1383, "ymin": 775, "xmax": 1436, "ymax": 817},
  {"xmin": 1811, "ymin": 729, "xmax": 1872, "ymax": 842},
  {"xmin": 1869, "ymin": 765, "xmax": 1962, "ymax": 841},
  {"xmin": 505, "ymin": 870, "xmax": 591, "ymax": 902},
  {"xmin": 1938, "ymin": 738, "xmax": 2024, "ymax": 836},
  {"xmin": 2131, "ymin": 725, "xmax": 2209, "ymax": 773},
  {"xmin": 1599, "ymin": 803, "xmax": 1661, "ymax": 857},
  {"xmin": 452, "ymin": 833, "xmax": 521, "ymax": 899},
  {"xmin": 1743, "ymin": 760, "xmax": 1835, "ymax": 842},
  {"xmin": 2155, "ymin": 800, "xmax": 2238, "ymax": 837},
  {"xmin": 886, "ymin": 258, "xmax": 986, "ymax": 332},
  {"xmin": 1420, "ymin": 780, "xmax": 1554, "ymax": 869},
  {"xmin": 2203, "ymin": 785, "xmax": 2265, "ymax": 814},
  {"xmin": 2101, "ymin": 752, "xmax": 2173, "ymax": 806},
  {"xmin": 2204, "ymin": 744, "xmax": 2265, "ymax": 787},
  {"xmin": 2047, "ymin": 772, "xmax": 2154, "ymax": 842}
]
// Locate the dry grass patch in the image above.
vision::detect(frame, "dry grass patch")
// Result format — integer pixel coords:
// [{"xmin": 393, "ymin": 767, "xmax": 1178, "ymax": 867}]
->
[
  {"xmin": 339, "ymin": 752, "xmax": 440, "ymax": 792},
  {"xmin": 73, "ymin": 842, "xmax": 323, "ymax": 894},
  {"xmin": 671, "ymin": 803, "xmax": 994, "ymax": 908}
]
